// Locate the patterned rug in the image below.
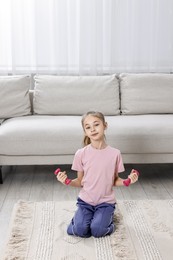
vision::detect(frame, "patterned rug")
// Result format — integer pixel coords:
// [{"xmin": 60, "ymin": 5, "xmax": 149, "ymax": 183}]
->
[{"xmin": 1, "ymin": 200, "xmax": 173, "ymax": 260}]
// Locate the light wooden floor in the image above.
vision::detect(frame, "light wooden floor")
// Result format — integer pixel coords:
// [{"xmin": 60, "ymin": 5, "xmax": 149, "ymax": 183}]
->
[{"xmin": 0, "ymin": 163, "xmax": 173, "ymax": 253}]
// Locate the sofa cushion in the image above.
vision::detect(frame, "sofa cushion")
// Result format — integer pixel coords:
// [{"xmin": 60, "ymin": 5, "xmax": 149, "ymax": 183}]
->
[
  {"xmin": 106, "ymin": 115, "xmax": 173, "ymax": 154},
  {"xmin": 0, "ymin": 116, "xmax": 83, "ymax": 156},
  {"xmin": 33, "ymin": 74, "xmax": 119, "ymax": 115},
  {"xmin": 0, "ymin": 75, "xmax": 31, "ymax": 119},
  {"xmin": 119, "ymin": 73, "xmax": 173, "ymax": 114},
  {"xmin": 1, "ymin": 115, "xmax": 173, "ymax": 156}
]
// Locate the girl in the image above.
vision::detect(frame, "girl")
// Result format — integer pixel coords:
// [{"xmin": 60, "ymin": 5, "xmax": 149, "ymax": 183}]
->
[{"xmin": 56, "ymin": 111, "xmax": 138, "ymax": 238}]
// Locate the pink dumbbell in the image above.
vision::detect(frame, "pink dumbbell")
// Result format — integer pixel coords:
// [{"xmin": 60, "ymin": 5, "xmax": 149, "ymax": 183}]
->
[
  {"xmin": 54, "ymin": 168, "xmax": 72, "ymax": 185},
  {"xmin": 123, "ymin": 170, "xmax": 139, "ymax": 187}
]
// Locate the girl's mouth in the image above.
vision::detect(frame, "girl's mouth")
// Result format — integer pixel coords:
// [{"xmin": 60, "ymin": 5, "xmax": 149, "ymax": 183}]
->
[{"xmin": 91, "ymin": 133, "xmax": 98, "ymax": 137}]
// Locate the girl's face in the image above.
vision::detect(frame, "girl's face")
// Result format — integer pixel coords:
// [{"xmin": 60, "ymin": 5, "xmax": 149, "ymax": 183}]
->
[{"xmin": 83, "ymin": 115, "xmax": 107, "ymax": 142}]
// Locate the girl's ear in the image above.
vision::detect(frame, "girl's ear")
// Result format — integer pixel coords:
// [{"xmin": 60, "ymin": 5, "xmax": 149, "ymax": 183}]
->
[{"xmin": 104, "ymin": 122, "xmax": 108, "ymax": 129}]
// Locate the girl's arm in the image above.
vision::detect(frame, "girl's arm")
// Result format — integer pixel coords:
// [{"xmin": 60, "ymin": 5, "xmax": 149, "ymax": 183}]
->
[
  {"xmin": 56, "ymin": 170, "xmax": 83, "ymax": 187},
  {"xmin": 114, "ymin": 176, "xmax": 124, "ymax": 186},
  {"xmin": 114, "ymin": 169, "xmax": 139, "ymax": 186},
  {"xmin": 69, "ymin": 171, "xmax": 84, "ymax": 187}
]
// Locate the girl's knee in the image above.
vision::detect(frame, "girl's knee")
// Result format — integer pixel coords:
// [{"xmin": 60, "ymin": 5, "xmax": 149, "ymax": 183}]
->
[
  {"xmin": 68, "ymin": 221, "xmax": 91, "ymax": 237},
  {"xmin": 75, "ymin": 223, "xmax": 91, "ymax": 237},
  {"xmin": 91, "ymin": 223, "xmax": 115, "ymax": 238},
  {"xmin": 90, "ymin": 222, "xmax": 103, "ymax": 237}
]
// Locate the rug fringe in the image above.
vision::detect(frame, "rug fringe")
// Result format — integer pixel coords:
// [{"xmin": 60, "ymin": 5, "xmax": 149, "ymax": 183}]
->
[
  {"xmin": 2, "ymin": 200, "xmax": 34, "ymax": 260},
  {"xmin": 111, "ymin": 207, "xmax": 137, "ymax": 260}
]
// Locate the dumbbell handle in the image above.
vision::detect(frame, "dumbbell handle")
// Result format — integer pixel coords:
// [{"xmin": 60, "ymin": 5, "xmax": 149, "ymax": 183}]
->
[
  {"xmin": 54, "ymin": 168, "xmax": 72, "ymax": 185},
  {"xmin": 123, "ymin": 170, "xmax": 139, "ymax": 187}
]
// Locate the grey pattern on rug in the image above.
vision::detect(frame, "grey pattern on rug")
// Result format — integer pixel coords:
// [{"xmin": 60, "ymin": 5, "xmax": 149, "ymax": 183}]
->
[{"xmin": 1, "ymin": 200, "xmax": 173, "ymax": 260}]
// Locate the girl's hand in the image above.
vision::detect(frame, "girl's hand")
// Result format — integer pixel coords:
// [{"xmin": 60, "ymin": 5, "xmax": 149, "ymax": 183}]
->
[
  {"xmin": 56, "ymin": 171, "xmax": 68, "ymax": 185},
  {"xmin": 128, "ymin": 169, "xmax": 139, "ymax": 184}
]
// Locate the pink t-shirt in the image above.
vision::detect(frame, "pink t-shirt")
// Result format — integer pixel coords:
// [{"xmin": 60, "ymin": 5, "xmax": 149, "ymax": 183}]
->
[{"xmin": 72, "ymin": 144, "xmax": 125, "ymax": 206}]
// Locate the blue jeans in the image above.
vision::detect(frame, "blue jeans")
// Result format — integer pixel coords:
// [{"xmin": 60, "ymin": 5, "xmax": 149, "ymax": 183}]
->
[{"xmin": 67, "ymin": 198, "xmax": 116, "ymax": 238}]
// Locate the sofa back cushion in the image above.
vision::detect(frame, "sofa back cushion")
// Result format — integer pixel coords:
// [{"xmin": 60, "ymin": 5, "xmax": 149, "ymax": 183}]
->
[
  {"xmin": 120, "ymin": 73, "xmax": 173, "ymax": 114},
  {"xmin": 0, "ymin": 75, "xmax": 31, "ymax": 119},
  {"xmin": 33, "ymin": 74, "xmax": 119, "ymax": 115}
]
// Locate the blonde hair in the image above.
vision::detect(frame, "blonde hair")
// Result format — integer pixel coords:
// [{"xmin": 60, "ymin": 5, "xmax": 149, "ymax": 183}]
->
[{"xmin": 81, "ymin": 111, "xmax": 106, "ymax": 146}]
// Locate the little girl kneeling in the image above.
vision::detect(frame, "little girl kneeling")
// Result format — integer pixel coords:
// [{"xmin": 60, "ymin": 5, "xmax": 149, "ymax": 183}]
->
[{"xmin": 56, "ymin": 111, "xmax": 138, "ymax": 238}]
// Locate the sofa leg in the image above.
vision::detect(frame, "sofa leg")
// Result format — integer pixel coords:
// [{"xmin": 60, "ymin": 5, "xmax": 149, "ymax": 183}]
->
[{"xmin": 0, "ymin": 166, "xmax": 3, "ymax": 184}]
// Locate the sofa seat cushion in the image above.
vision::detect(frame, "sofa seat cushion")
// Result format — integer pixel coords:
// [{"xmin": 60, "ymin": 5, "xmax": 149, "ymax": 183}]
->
[
  {"xmin": 0, "ymin": 115, "xmax": 173, "ymax": 156},
  {"xmin": 0, "ymin": 116, "xmax": 83, "ymax": 156},
  {"xmin": 106, "ymin": 115, "xmax": 173, "ymax": 153}
]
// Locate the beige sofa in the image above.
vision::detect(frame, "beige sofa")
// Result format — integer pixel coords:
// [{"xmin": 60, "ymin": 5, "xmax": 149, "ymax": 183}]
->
[{"xmin": 1, "ymin": 73, "xmax": 173, "ymax": 183}]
